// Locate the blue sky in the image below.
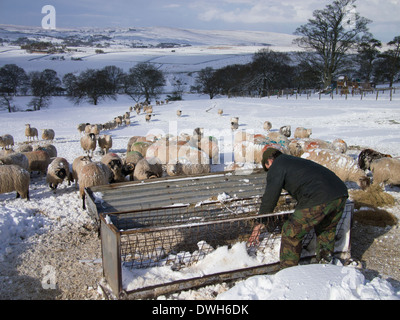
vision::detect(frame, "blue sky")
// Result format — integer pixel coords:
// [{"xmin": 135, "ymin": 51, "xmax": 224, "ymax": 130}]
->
[{"xmin": 0, "ymin": 0, "xmax": 399, "ymax": 41}]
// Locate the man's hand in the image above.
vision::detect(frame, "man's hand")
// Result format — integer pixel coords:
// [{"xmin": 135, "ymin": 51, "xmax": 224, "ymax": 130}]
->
[{"xmin": 247, "ymin": 224, "xmax": 263, "ymax": 247}]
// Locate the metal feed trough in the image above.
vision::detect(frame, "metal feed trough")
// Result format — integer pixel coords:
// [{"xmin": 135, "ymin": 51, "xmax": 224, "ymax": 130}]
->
[{"xmin": 85, "ymin": 170, "xmax": 354, "ymax": 299}]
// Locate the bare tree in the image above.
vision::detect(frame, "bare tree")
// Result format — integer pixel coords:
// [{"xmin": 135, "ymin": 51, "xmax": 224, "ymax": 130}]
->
[
  {"xmin": 294, "ymin": 0, "xmax": 371, "ymax": 89},
  {"xmin": 124, "ymin": 62, "xmax": 165, "ymax": 103},
  {"xmin": 374, "ymin": 36, "xmax": 400, "ymax": 87}
]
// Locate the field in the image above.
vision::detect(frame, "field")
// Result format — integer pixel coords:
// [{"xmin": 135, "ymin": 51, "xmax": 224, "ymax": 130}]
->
[{"xmin": 0, "ymin": 26, "xmax": 400, "ymax": 299}]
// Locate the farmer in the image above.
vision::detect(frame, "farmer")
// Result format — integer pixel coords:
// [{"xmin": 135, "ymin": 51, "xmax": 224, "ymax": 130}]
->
[{"xmin": 248, "ymin": 148, "xmax": 349, "ymax": 269}]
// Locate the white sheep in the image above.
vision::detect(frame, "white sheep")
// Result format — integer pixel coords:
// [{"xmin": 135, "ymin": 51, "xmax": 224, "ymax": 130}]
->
[
  {"xmin": 98, "ymin": 134, "xmax": 112, "ymax": 155},
  {"xmin": 218, "ymin": 109, "xmax": 223, "ymax": 116},
  {"xmin": 80, "ymin": 133, "xmax": 97, "ymax": 157},
  {"xmin": 176, "ymin": 110, "xmax": 182, "ymax": 117},
  {"xmin": 0, "ymin": 164, "xmax": 30, "ymax": 200},
  {"xmin": 294, "ymin": 127, "xmax": 312, "ymax": 139},
  {"xmin": 32, "ymin": 144, "xmax": 57, "ymax": 158},
  {"xmin": 145, "ymin": 114, "xmax": 152, "ymax": 122},
  {"xmin": 72, "ymin": 155, "xmax": 92, "ymax": 187},
  {"xmin": 78, "ymin": 162, "xmax": 112, "ymax": 209},
  {"xmin": 288, "ymin": 138, "xmax": 332, "ymax": 157},
  {"xmin": 0, "ymin": 134, "xmax": 14, "ymax": 150},
  {"xmin": 77, "ymin": 123, "xmax": 89, "ymax": 135},
  {"xmin": 41, "ymin": 129, "xmax": 55, "ymax": 142},
  {"xmin": 370, "ymin": 157, "xmax": 400, "ymax": 185},
  {"xmin": 46, "ymin": 157, "xmax": 72, "ymax": 191},
  {"xmin": 22, "ymin": 150, "xmax": 51, "ymax": 175},
  {"xmin": 301, "ymin": 148, "xmax": 370, "ymax": 190},
  {"xmin": 263, "ymin": 121, "xmax": 272, "ymax": 131},
  {"xmin": 0, "ymin": 153, "xmax": 29, "ymax": 170},
  {"xmin": 25, "ymin": 124, "xmax": 38, "ymax": 142},
  {"xmin": 133, "ymin": 158, "xmax": 163, "ymax": 181},
  {"xmin": 332, "ymin": 138, "xmax": 348, "ymax": 154}
]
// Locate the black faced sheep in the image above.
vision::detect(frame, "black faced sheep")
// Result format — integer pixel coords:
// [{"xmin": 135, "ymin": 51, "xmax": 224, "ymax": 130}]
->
[
  {"xmin": 101, "ymin": 152, "xmax": 125, "ymax": 183},
  {"xmin": 46, "ymin": 157, "xmax": 72, "ymax": 191},
  {"xmin": 358, "ymin": 148, "xmax": 392, "ymax": 171}
]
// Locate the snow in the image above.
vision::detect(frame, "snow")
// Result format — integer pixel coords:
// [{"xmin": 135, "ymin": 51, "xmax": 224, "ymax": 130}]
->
[
  {"xmin": 1, "ymin": 27, "xmax": 400, "ymax": 299},
  {"xmin": 217, "ymin": 264, "xmax": 400, "ymax": 300}
]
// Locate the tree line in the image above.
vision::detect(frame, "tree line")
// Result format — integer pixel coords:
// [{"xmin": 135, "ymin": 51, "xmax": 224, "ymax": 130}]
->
[{"xmin": 1, "ymin": 0, "xmax": 399, "ymax": 111}]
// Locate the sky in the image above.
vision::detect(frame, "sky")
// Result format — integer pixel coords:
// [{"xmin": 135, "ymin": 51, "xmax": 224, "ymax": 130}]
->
[{"xmin": 0, "ymin": 0, "xmax": 399, "ymax": 42}]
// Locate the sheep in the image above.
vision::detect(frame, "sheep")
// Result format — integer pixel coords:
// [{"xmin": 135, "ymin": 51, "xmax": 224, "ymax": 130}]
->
[
  {"xmin": 263, "ymin": 121, "xmax": 272, "ymax": 131},
  {"xmin": 127, "ymin": 136, "xmax": 147, "ymax": 151},
  {"xmin": 288, "ymin": 138, "xmax": 332, "ymax": 157},
  {"xmin": 176, "ymin": 110, "xmax": 182, "ymax": 117},
  {"xmin": 218, "ymin": 109, "xmax": 223, "ymax": 116},
  {"xmin": 0, "ymin": 164, "xmax": 30, "ymax": 200},
  {"xmin": 332, "ymin": 138, "xmax": 348, "ymax": 154},
  {"xmin": 133, "ymin": 158, "xmax": 162, "ymax": 181},
  {"xmin": 358, "ymin": 148, "xmax": 392, "ymax": 171},
  {"xmin": 0, "ymin": 153, "xmax": 29, "ymax": 170},
  {"xmin": 80, "ymin": 133, "xmax": 97, "ymax": 157},
  {"xmin": 77, "ymin": 123, "xmax": 89, "ymax": 135},
  {"xmin": 294, "ymin": 127, "xmax": 312, "ymax": 139},
  {"xmin": 0, "ymin": 134, "xmax": 14, "ymax": 150},
  {"xmin": 145, "ymin": 114, "xmax": 152, "ymax": 122},
  {"xmin": 279, "ymin": 125, "xmax": 291, "ymax": 138},
  {"xmin": 230, "ymin": 117, "xmax": 239, "ymax": 131},
  {"xmin": 101, "ymin": 152, "xmax": 125, "ymax": 183},
  {"xmin": 370, "ymin": 157, "xmax": 400, "ymax": 186},
  {"xmin": 25, "ymin": 124, "xmax": 38, "ymax": 142},
  {"xmin": 22, "ymin": 150, "xmax": 51, "ymax": 175},
  {"xmin": 98, "ymin": 134, "xmax": 113, "ymax": 155},
  {"xmin": 78, "ymin": 162, "xmax": 112, "ymax": 209},
  {"xmin": 46, "ymin": 157, "xmax": 72, "ymax": 191},
  {"xmin": 197, "ymin": 136, "xmax": 219, "ymax": 164},
  {"xmin": 32, "ymin": 144, "xmax": 57, "ymax": 158},
  {"xmin": 181, "ymin": 162, "xmax": 210, "ymax": 175},
  {"xmin": 41, "ymin": 129, "xmax": 55, "ymax": 142},
  {"xmin": 16, "ymin": 143, "xmax": 33, "ymax": 153},
  {"xmin": 301, "ymin": 148, "xmax": 370, "ymax": 190},
  {"xmin": 123, "ymin": 151, "xmax": 144, "ymax": 181},
  {"xmin": 72, "ymin": 155, "xmax": 92, "ymax": 187},
  {"xmin": 130, "ymin": 141, "xmax": 152, "ymax": 156}
]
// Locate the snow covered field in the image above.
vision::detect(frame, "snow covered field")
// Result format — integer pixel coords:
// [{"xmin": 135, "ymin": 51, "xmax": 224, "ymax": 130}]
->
[
  {"xmin": 1, "ymin": 92, "xmax": 399, "ymax": 300},
  {"xmin": 1, "ymin": 26, "xmax": 400, "ymax": 299}
]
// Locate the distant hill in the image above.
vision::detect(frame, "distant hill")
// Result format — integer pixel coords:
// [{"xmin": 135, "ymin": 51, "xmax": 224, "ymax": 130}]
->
[{"xmin": 0, "ymin": 24, "xmax": 298, "ymax": 49}]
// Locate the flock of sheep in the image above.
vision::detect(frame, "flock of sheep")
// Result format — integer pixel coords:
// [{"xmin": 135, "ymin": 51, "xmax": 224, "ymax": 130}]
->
[{"xmin": 0, "ymin": 101, "xmax": 399, "ymax": 212}]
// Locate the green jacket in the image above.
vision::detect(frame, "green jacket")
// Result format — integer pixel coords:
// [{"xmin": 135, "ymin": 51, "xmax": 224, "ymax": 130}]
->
[{"xmin": 259, "ymin": 154, "xmax": 349, "ymax": 213}]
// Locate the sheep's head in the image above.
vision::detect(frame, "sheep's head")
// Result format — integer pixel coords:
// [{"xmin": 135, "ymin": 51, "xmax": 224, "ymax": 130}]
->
[
  {"xmin": 359, "ymin": 176, "xmax": 371, "ymax": 190},
  {"xmin": 55, "ymin": 168, "xmax": 67, "ymax": 179}
]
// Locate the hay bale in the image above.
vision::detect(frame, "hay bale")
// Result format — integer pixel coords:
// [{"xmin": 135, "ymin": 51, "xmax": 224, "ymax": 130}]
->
[{"xmin": 350, "ymin": 184, "xmax": 395, "ymax": 209}]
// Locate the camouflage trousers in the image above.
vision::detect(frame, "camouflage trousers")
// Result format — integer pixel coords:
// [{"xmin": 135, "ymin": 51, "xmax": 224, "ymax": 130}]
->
[{"xmin": 280, "ymin": 197, "xmax": 348, "ymax": 269}]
